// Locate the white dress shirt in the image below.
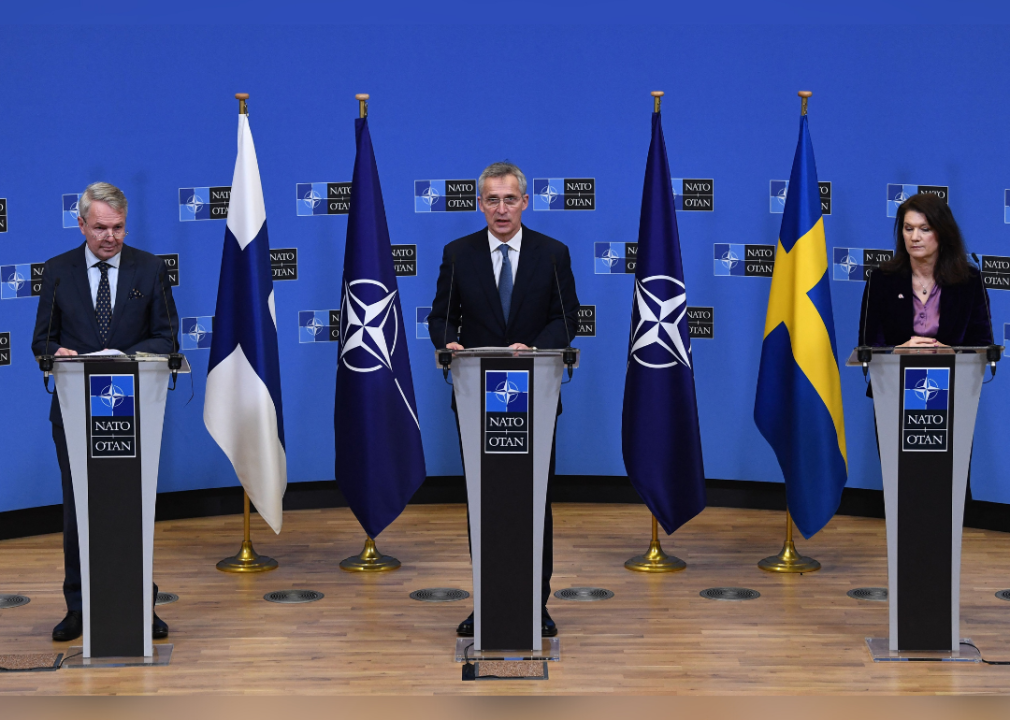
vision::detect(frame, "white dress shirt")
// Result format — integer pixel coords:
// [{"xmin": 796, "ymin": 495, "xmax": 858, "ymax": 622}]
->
[
  {"xmin": 84, "ymin": 244, "xmax": 121, "ymax": 310},
  {"xmin": 488, "ymin": 227, "xmax": 522, "ymax": 287}
]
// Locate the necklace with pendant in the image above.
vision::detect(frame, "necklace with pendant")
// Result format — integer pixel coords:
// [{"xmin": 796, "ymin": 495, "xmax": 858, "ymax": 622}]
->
[{"xmin": 915, "ymin": 278, "xmax": 932, "ymax": 297}]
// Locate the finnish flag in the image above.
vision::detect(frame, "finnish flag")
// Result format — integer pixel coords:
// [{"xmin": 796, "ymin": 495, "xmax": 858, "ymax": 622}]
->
[{"xmin": 204, "ymin": 112, "xmax": 287, "ymax": 533}]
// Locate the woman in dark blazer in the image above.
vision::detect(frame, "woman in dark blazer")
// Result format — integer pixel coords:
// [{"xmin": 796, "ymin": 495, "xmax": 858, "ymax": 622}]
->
[{"xmin": 859, "ymin": 193, "xmax": 992, "ymax": 349}]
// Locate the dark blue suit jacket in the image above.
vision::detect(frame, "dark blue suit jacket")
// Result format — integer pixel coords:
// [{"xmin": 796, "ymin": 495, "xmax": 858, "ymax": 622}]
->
[{"xmin": 32, "ymin": 243, "xmax": 179, "ymax": 424}]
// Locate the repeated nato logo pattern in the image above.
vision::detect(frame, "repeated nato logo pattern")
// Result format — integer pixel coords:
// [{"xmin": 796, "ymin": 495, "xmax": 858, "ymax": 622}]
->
[
  {"xmin": 485, "ymin": 371, "xmax": 528, "ymax": 413},
  {"xmin": 413, "ymin": 180, "xmax": 477, "ymax": 212},
  {"xmin": 770, "ymin": 180, "xmax": 831, "ymax": 215},
  {"xmin": 671, "ymin": 178, "xmax": 714, "ymax": 211},
  {"xmin": 0, "ymin": 332, "xmax": 10, "ymax": 366},
  {"xmin": 62, "ymin": 193, "xmax": 81, "ymax": 228},
  {"xmin": 532, "ymin": 178, "xmax": 595, "ymax": 211},
  {"xmin": 179, "ymin": 187, "xmax": 231, "ymax": 221},
  {"xmin": 594, "ymin": 242, "xmax": 636, "ymax": 274},
  {"xmin": 713, "ymin": 244, "xmax": 774, "ymax": 277},
  {"xmin": 298, "ymin": 310, "xmax": 340, "ymax": 343},
  {"xmin": 415, "ymin": 307, "xmax": 430, "ymax": 340},
  {"xmin": 0, "ymin": 197, "xmax": 7, "ymax": 232},
  {"xmin": 886, "ymin": 183, "xmax": 948, "ymax": 218},
  {"xmin": 89, "ymin": 374, "xmax": 135, "ymax": 417},
  {"xmin": 0, "ymin": 263, "xmax": 43, "ymax": 299},
  {"xmin": 296, "ymin": 182, "xmax": 352, "ymax": 216},
  {"xmin": 1004, "ymin": 190, "xmax": 1010, "ymax": 224},
  {"xmin": 903, "ymin": 368, "xmax": 949, "ymax": 411},
  {"xmin": 832, "ymin": 248, "xmax": 893, "ymax": 282},
  {"xmin": 181, "ymin": 316, "xmax": 214, "ymax": 350}
]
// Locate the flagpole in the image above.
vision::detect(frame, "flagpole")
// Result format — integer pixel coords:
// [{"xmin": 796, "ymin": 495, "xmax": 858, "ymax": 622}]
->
[
  {"xmin": 756, "ymin": 90, "xmax": 822, "ymax": 575},
  {"xmin": 625, "ymin": 89, "xmax": 690, "ymax": 574},
  {"xmin": 338, "ymin": 91, "xmax": 401, "ymax": 573},
  {"xmin": 215, "ymin": 91, "xmax": 280, "ymax": 574}
]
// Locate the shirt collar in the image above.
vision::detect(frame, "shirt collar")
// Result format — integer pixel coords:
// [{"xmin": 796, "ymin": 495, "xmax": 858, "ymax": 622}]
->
[
  {"xmin": 84, "ymin": 244, "xmax": 122, "ymax": 270},
  {"xmin": 487, "ymin": 226, "xmax": 523, "ymax": 253}
]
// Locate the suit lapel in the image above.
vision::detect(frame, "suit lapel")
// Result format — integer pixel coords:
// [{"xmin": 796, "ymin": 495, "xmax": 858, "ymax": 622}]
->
[
  {"xmin": 507, "ymin": 227, "xmax": 539, "ymax": 328},
  {"xmin": 896, "ymin": 273, "xmax": 914, "ymax": 340},
  {"xmin": 472, "ymin": 232, "xmax": 506, "ymax": 331},
  {"xmin": 107, "ymin": 246, "xmax": 137, "ymax": 346},
  {"xmin": 71, "ymin": 244, "xmax": 102, "ymax": 346},
  {"xmin": 936, "ymin": 281, "xmax": 959, "ymax": 342}
]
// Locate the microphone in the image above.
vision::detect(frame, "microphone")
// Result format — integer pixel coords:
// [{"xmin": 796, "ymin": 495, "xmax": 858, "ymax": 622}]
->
[
  {"xmin": 551, "ymin": 254, "xmax": 577, "ymax": 378},
  {"xmin": 857, "ymin": 268, "xmax": 874, "ymax": 377},
  {"xmin": 438, "ymin": 253, "xmax": 456, "ymax": 379},
  {"xmin": 971, "ymin": 253, "xmax": 1000, "ymax": 376},
  {"xmin": 159, "ymin": 272, "xmax": 183, "ymax": 384},
  {"xmin": 39, "ymin": 277, "xmax": 61, "ymax": 393}
]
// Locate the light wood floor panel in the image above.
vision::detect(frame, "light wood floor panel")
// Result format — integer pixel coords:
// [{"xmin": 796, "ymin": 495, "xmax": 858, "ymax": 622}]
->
[{"xmin": 2, "ymin": 503, "xmax": 1010, "ymax": 694}]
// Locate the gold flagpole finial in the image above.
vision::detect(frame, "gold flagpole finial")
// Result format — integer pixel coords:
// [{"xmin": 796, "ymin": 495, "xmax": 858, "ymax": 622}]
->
[
  {"xmin": 651, "ymin": 90, "xmax": 664, "ymax": 113},
  {"xmin": 798, "ymin": 90, "xmax": 812, "ymax": 116},
  {"xmin": 355, "ymin": 93, "xmax": 369, "ymax": 119},
  {"xmin": 235, "ymin": 93, "xmax": 249, "ymax": 115}
]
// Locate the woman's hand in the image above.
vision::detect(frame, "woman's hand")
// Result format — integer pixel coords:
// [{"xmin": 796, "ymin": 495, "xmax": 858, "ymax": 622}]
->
[{"xmin": 897, "ymin": 336, "xmax": 941, "ymax": 347}]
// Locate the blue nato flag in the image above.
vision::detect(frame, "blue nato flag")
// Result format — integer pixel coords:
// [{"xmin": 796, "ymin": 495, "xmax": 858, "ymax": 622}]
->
[
  {"xmin": 334, "ymin": 117, "xmax": 426, "ymax": 540},
  {"xmin": 621, "ymin": 110, "xmax": 706, "ymax": 535},
  {"xmin": 754, "ymin": 114, "xmax": 848, "ymax": 540}
]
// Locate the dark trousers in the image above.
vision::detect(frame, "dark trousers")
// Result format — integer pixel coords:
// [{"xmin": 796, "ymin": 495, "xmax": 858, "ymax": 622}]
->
[
  {"xmin": 53, "ymin": 422, "xmax": 157, "ymax": 613},
  {"xmin": 455, "ymin": 412, "xmax": 555, "ymax": 609}
]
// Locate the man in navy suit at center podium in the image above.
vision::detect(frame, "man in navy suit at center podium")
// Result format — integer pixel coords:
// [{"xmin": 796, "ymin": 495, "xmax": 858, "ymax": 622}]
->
[
  {"xmin": 32, "ymin": 182, "xmax": 178, "ymax": 643},
  {"xmin": 428, "ymin": 162, "xmax": 580, "ymax": 638}
]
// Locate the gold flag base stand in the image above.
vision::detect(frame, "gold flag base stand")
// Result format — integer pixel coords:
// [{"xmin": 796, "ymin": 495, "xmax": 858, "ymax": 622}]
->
[
  {"xmin": 625, "ymin": 516, "xmax": 686, "ymax": 573},
  {"xmin": 217, "ymin": 491, "xmax": 278, "ymax": 573},
  {"xmin": 757, "ymin": 510, "xmax": 820, "ymax": 573},
  {"xmin": 340, "ymin": 537, "xmax": 401, "ymax": 572}
]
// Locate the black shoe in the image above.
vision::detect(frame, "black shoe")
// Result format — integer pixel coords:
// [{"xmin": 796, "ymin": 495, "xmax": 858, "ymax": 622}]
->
[
  {"xmin": 542, "ymin": 608, "xmax": 558, "ymax": 637},
  {"xmin": 52, "ymin": 611, "xmax": 83, "ymax": 642},
  {"xmin": 456, "ymin": 612, "xmax": 474, "ymax": 637},
  {"xmin": 153, "ymin": 612, "xmax": 169, "ymax": 640}
]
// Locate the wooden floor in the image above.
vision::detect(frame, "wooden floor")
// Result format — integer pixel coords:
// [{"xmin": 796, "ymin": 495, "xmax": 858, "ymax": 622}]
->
[{"xmin": 2, "ymin": 503, "xmax": 1010, "ymax": 695}]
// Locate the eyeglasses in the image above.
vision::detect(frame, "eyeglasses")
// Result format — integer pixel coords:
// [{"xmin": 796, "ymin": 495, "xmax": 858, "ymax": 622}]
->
[
  {"xmin": 482, "ymin": 196, "xmax": 522, "ymax": 209},
  {"xmin": 84, "ymin": 221, "xmax": 128, "ymax": 239}
]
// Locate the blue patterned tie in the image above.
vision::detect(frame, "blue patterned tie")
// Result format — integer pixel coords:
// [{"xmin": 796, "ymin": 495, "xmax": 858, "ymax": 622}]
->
[
  {"xmin": 498, "ymin": 244, "xmax": 513, "ymax": 322},
  {"xmin": 96, "ymin": 261, "xmax": 112, "ymax": 347}
]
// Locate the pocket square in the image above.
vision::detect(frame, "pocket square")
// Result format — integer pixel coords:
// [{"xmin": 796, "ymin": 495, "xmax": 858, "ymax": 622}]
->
[{"xmin": 129, "ymin": 288, "xmax": 145, "ymax": 299}]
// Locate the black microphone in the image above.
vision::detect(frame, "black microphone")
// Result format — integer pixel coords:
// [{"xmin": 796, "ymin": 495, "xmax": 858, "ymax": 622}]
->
[
  {"xmin": 438, "ymin": 253, "xmax": 456, "ymax": 379},
  {"xmin": 159, "ymin": 272, "xmax": 182, "ymax": 383},
  {"xmin": 551, "ymin": 254, "xmax": 577, "ymax": 378},
  {"xmin": 971, "ymin": 253, "xmax": 1000, "ymax": 376},
  {"xmin": 857, "ymin": 268, "xmax": 874, "ymax": 377},
  {"xmin": 39, "ymin": 276, "xmax": 61, "ymax": 392}
]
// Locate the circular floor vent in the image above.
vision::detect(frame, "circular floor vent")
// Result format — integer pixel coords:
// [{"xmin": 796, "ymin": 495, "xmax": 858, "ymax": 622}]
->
[
  {"xmin": 848, "ymin": 587, "xmax": 888, "ymax": 602},
  {"xmin": 410, "ymin": 588, "xmax": 470, "ymax": 602},
  {"xmin": 0, "ymin": 594, "xmax": 30, "ymax": 609},
  {"xmin": 996, "ymin": 590, "xmax": 1010, "ymax": 602},
  {"xmin": 699, "ymin": 587, "xmax": 760, "ymax": 601},
  {"xmin": 555, "ymin": 587, "xmax": 614, "ymax": 601},
  {"xmin": 264, "ymin": 589, "xmax": 324, "ymax": 604},
  {"xmin": 155, "ymin": 592, "xmax": 179, "ymax": 606}
]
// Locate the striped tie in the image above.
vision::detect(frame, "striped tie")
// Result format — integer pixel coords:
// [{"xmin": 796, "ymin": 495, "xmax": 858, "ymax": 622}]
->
[
  {"xmin": 96, "ymin": 261, "xmax": 112, "ymax": 347},
  {"xmin": 498, "ymin": 244, "xmax": 513, "ymax": 322}
]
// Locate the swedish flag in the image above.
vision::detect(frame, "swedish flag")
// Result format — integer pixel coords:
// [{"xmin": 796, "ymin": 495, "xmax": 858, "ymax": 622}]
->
[{"xmin": 754, "ymin": 113, "xmax": 847, "ymax": 539}]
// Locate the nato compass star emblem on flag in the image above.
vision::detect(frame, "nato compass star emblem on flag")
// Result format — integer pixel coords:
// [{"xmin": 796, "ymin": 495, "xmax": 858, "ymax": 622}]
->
[
  {"xmin": 339, "ymin": 278, "xmax": 400, "ymax": 372},
  {"xmin": 629, "ymin": 275, "xmax": 691, "ymax": 369}
]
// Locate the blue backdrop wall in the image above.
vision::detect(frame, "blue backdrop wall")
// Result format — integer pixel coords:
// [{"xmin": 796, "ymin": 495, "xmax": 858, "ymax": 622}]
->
[{"xmin": 3, "ymin": 24, "xmax": 1010, "ymax": 514}]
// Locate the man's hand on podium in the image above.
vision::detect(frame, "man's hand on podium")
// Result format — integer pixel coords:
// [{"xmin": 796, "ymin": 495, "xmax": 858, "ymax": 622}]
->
[
  {"xmin": 508, "ymin": 343, "xmax": 530, "ymax": 350},
  {"xmin": 54, "ymin": 347, "xmax": 78, "ymax": 357},
  {"xmin": 446, "ymin": 342, "xmax": 464, "ymax": 351}
]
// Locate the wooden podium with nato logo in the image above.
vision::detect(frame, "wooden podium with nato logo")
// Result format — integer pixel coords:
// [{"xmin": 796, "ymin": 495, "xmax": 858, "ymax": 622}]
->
[{"xmin": 51, "ymin": 354, "xmax": 189, "ymax": 666}]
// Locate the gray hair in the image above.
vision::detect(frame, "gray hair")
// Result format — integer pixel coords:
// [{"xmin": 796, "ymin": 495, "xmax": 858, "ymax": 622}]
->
[
  {"xmin": 78, "ymin": 182, "xmax": 128, "ymax": 222},
  {"xmin": 478, "ymin": 162, "xmax": 527, "ymax": 196}
]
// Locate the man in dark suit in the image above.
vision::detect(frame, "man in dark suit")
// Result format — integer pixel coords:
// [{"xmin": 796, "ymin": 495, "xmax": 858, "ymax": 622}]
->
[
  {"xmin": 428, "ymin": 162, "xmax": 579, "ymax": 638},
  {"xmin": 32, "ymin": 182, "xmax": 178, "ymax": 642}
]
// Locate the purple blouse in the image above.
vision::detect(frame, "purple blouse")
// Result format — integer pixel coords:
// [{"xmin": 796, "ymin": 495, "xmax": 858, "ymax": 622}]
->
[{"xmin": 912, "ymin": 284, "xmax": 941, "ymax": 337}]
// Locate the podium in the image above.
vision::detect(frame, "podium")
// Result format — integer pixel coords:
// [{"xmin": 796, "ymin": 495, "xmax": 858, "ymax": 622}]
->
[
  {"xmin": 440, "ymin": 348, "xmax": 577, "ymax": 655},
  {"xmin": 51, "ymin": 354, "xmax": 188, "ymax": 664},
  {"xmin": 846, "ymin": 346, "xmax": 996, "ymax": 659}
]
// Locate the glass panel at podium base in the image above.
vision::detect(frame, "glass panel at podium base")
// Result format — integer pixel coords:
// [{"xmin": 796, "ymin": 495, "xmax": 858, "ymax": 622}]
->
[{"xmin": 865, "ymin": 637, "xmax": 980, "ymax": 662}]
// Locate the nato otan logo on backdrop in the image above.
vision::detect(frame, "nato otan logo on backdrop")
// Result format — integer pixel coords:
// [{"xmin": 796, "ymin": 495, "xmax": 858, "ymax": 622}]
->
[
  {"xmin": 415, "ymin": 307, "xmax": 430, "ymax": 340},
  {"xmin": 887, "ymin": 184, "xmax": 948, "ymax": 217},
  {"xmin": 902, "ymin": 367, "xmax": 949, "ymax": 452},
  {"xmin": 687, "ymin": 307, "xmax": 714, "ymax": 339},
  {"xmin": 299, "ymin": 310, "xmax": 340, "ymax": 343},
  {"xmin": 484, "ymin": 370, "xmax": 529, "ymax": 454},
  {"xmin": 181, "ymin": 316, "xmax": 213, "ymax": 350},
  {"xmin": 533, "ymin": 178, "xmax": 595, "ymax": 210},
  {"xmin": 671, "ymin": 179, "xmax": 714, "ymax": 211},
  {"xmin": 179, "ymin": 187, "xmax": 231, "ymax": 221},
  {"xmin": 0, "ymin": 332, "xmax": 9, "ymax": 366},
  {"xmin": 594, "ymin": 242, "xmax": 637, "ymax": 274},
  {"xmin": 62, "ymin": 193, "xmax": 81, "ymax": 228},
  {"xmin": 769, "ymin": 180, "xmax": 832, "ymax": 214},
  {"xmin": 979, "ymin": 255, "xmax": 1010, "ymax": 290},
  {"xmin": 832, "ymin": 248, "xmax": 894, "ymax": 282},
  {"xmin": 296, "ymin": 182, "xmax": 352, "ymax": 216},
  {"xmin": 270, "ymin": 249, "xmax": 298, "ymax": 281},
  {"xmin": 157, "ymin": 254, "xmax": 180, "ymax": 287},
  {"xmin": 89, "ymin": 374, "xmax": 136, "ymax": 459},
  {"xmin": 576, "ymin": 306, "xmax": 596, "ymax": 337},
  {"xmin": 414, "ymin": 180, "xmax": 478, "ymax": 212},
  {"xmin": 713, "ymin": 244, "xmax": 775, "ymax": 277},
  {"xmin": 1004, "ymin": 190, "xmax": 1010, "ymax": 224},
  {"xmin": 0, "ymin": 198, "xmax": 7, "ymax": 232},
  {"xmin": 392, "ymin": 245, "xmax": 417, "ymax": 276},
  {"xmin": 1, "ymin": 263, "xmax": 44, "ymax": 299}
]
